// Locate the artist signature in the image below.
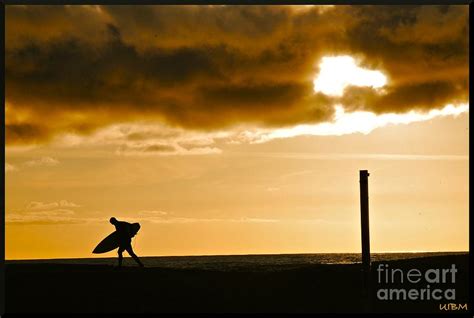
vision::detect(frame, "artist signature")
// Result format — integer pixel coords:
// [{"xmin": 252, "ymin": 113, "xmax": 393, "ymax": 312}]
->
[{"xmin": 439, "ymin": 303, "xmax": 468, "ymax": 311}]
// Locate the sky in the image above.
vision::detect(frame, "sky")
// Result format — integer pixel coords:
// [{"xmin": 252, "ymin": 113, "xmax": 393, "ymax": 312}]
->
[{"xmin": 5, "ymin": 5, "xmax": 469, "ymax": 259}]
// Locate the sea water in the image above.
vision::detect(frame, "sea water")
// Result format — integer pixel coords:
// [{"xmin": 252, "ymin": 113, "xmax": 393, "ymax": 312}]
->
[{"xmin": 7, "ymin": 252, "xmax": 466, "ymax": 271}]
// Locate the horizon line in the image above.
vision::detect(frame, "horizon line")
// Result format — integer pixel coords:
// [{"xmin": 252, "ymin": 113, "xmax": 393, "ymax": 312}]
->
[{"xmin": 6, "ymin": 250, "xmax": 469, "ymax": 262}]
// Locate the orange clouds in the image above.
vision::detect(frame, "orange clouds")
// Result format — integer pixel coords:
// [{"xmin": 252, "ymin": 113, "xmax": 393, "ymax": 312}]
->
[{"xmin": 5, "ymin": 5, "xmax": 469, "ymax": 146}]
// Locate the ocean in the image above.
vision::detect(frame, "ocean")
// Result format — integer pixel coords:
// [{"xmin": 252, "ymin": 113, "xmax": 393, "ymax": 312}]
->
[{"xmin": 6, "ymin": 252, "xmax": 467, "ymax": 271}]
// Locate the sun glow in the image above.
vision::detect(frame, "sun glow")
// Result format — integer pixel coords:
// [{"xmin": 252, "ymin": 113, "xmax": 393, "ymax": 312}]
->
[
  {"xmin": 313, "ymin": 56, "xmax": 387, "ymax": 96},
  {"xmin": 244, "ymin": 103, "xmax": 469, "ymax": 143}
]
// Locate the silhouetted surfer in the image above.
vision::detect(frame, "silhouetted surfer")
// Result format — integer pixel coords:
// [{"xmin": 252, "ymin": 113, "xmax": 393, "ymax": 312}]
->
[{"xmin": 110, "ymin": 217, "xmax": 145, "ymax": 268}]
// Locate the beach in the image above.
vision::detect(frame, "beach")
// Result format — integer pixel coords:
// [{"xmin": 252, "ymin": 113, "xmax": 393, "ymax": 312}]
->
[{"xmin": 5, "ymin": 253, "xmax": 469, "ymax": 313}]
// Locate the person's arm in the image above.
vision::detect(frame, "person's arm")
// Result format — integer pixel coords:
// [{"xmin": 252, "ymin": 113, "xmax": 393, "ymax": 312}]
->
[{"xmin": 116, "ymin": 222, "xmax": 131, "ymax": 239}]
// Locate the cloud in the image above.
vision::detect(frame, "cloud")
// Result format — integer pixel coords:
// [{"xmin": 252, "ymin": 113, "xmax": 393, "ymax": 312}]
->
[
  {"xmin": 6, "ymin": 209, "xmax": 80, "ymax": 225},
  {"xmin": 115, "ymin": 143, "xmax": 222, "ymax": 156},
  {"xmin": 54, "ymin": 122, "xmax": 227, "ymax": 156},
  {"xmin": 59, "ymin": 200, "xmax": 81, "ymax": 208},
  {"xmin": 129, "ymin": 214, "xmax": 335, "ymax": 224},
  {"xmin": 6, "ymin": 206, "xmax": 280, "ymax": 225},
  {"xmin": 117, "ymin": 210, "xmax": 279, "ymax": 224},
  {"xmin": 5, "ymin": 157, "xmax": 61, "ymax": 173},
  {"xmin": 138, "ymin": 210, "xmax": 168, "ymax": 216},
  {"xmin": 4, "ymin": 203, "xmax": 353, "ymax": 226},
  {"xmin": 26, "ymin": 201, "xmax": 60, "ymax": 211},
  {"xmin": 5, "ymin": 163, "xmax": 17, "ymax": 172},
  {"xmin": 230, "ymin": 103, "xmax": 469, "ymax": 143},
  {"xmin": 340, "ymin": 81, "xmax": 468, "ymax": 114},
  {"xmin": 234, "ymin": 152, "xmax": 469, "ymax": 161},
  {"xmin": 134, "ymin": 216, "xmax": 280, "ymax": 224},
  {"xmin": 41, "ymin": 101, "xmax": 468, "ymax": 153},
  {"xmin": 7, "ymin": 200, "xmax": 83, "ymax": 225},
  {"xmin": 24, "ymin": 156, "xmax": 59, "ymax": 167},
  {"xmin": 27, "ymin": 209, "xmax": 75, "ymax": 216},
  {"xmin": 25, "ymin": 200, "xmax": 81, "ymax": 211},
  {"xmin": 378, "ymin": 5, "xmax": 468, "ymax": 45},
  {"xmin": 5, "ymin": 5, "xmax": 468, "ymax": 146}
]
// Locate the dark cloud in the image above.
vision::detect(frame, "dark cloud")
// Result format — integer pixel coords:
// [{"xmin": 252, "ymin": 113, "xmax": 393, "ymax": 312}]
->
[
  {"xmin": 341, "ymin": 80, "xmax": 468, "ymax": 114},
  {"xmin": 6, "ymin": 123, "xmax": 51, "ymax": 145},
  {"xmin": 144, "ymin": 144, "xmax": 176, "ymax": 153},
  {"xmin": 126, "ymin": 130, "xmax": 181, "ymax": 141},
  {"xmin": 342, "ymin": 5, "xmax": 468, "ymax": 85},
  {"xmin": 5, "ymin": 5, "xmax": 468, "ymax": 145}
]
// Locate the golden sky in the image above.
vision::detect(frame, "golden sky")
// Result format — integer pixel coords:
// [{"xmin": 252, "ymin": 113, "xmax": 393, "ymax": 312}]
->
[{"xmin": 5, "ymin": 5, "xmax": 469, "ymax": 259}]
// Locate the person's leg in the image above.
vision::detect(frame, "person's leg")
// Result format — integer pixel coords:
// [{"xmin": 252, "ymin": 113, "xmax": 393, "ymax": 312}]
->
[
  {"xmin": 126, "ymin": 245, "xmax": 144, "ymax": 267},
  {"xmin": 118, "ymin": 247, "xmax": 125, "ymax": 267}
]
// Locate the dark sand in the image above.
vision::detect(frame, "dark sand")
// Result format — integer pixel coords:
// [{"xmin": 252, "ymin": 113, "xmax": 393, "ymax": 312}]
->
[{"xmin": 5, "ymin": 254, "xmax": 469, "ymax": 313}]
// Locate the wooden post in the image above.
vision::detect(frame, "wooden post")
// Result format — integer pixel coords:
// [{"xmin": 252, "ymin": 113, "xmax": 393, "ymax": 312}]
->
[
  {"xmin": 360, "ymin": 170, "xmax": 371, "ymax": 297},
  {"xmin": 359, "ymin": 170, "xmax": 370, "ymax": 273}
]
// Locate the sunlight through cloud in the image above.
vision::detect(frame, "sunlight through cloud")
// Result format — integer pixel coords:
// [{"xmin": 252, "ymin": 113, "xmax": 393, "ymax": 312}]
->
[
  {"xmin": 313, "ymin": 56, "xmax": 387, "ymax": 96},
  {"xmin": 245, "ymin": 103, "xmax": 469, "ymax": 143}
]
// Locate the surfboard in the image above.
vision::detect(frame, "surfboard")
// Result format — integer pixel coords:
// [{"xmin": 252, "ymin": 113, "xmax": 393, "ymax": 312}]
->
[{"xmin": 92, "ymin": 223, "xmax": 141, "ymax": 254}]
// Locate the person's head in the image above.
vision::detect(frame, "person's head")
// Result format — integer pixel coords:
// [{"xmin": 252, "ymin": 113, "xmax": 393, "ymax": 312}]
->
[{"xmin": 109, "ymin": 217, "xmax": 118, "ymax": 225}]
